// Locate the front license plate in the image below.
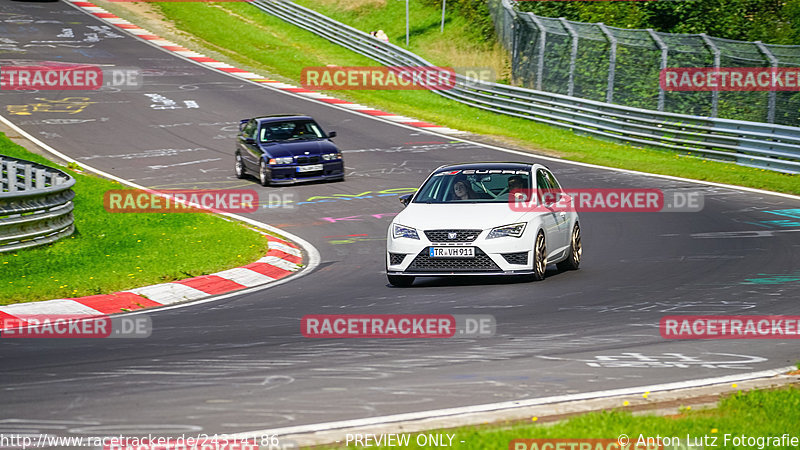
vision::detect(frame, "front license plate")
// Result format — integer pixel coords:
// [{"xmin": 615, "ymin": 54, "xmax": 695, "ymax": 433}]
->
[
  {"xmin": 297, "ymin": 164, "xmax": 323, "ymax": 172},
  {"xmin": 429, "ymin": 247, "xmax": 475, "ymax": 258}
]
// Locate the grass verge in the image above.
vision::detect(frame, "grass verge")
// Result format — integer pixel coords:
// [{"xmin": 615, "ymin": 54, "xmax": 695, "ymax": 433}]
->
[
  {"xmin": 291, "ymin": 0, "xmax": 509, "ymax": 82},
  {"xmin": 0, "ymin": 134, "xmax": 268, "ymax": 305},
  {"xmin": 319, "ymin": 386, "xmax": 800, "ymax": 449},
  {"xmin": 94, "ymin": 0, "xmax": 798, "ymax": 195}
]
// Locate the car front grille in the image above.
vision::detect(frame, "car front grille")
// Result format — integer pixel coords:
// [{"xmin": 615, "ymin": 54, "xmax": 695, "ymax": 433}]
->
[
  {"xmin": 407, "ymin": 248, "xmax": 501, "ymax": 273},
  {"xmin": 424, "ymin": 229, "xmax": 481, "ymax": 243},
  {"xmin": 389, "ymin": 253, "xmax": 406, "ymax": 265},
  {"xmin": 295, "ymin": 156, "xmax": 320, "ymax": 164},
  {"xmin": 501, "ymin": 251, "xmax": 528, "ymax": 265}
]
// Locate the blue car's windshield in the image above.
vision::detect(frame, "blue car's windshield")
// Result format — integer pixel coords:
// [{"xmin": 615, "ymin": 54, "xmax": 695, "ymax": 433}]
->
[
  {"xmin": 413, "ymin": 169, "xmax": 531, "ymax": 203},
  {"xmin": 259, "ymin": 120, "xmax": 326, "ymax": 142}
]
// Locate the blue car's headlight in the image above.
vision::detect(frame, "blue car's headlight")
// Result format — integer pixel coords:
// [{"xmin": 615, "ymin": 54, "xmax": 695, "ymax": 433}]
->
[
  {"xmin": 392, "ymin": 224, "xmax": 419, "ymax": 240},
  {"xmin": 322, "ymin": 152, "xmax": 342, "ymax": 161},
  {"xmin": 269, "ymin": 157, "xmax": 293, "ymax": 165},
  {"xmin": 487, "ymin": 223, "xmax": 526, "ymax": 239}
]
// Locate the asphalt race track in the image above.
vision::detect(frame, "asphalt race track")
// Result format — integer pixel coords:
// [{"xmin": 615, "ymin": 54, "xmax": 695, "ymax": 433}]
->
[{"xmin": 1, "ymin": 0, "xmax": 799, "ymax": 444}]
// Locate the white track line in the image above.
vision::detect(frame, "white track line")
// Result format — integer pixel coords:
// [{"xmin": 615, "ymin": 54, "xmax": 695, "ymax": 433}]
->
[{"xmin": 226, "ymin": 366, "xmax": 795, "ymax": 438}]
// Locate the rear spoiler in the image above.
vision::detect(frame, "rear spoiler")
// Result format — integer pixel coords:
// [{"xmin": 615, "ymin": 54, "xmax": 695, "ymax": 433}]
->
[{"xmin": 239, "ymin": 119, "xmax": 249, "ymax": 131}]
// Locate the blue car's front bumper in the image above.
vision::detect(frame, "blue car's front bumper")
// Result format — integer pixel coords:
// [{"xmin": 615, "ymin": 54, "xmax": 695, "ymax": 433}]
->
[{"xmin": 267, "ymin": 160, "xmax": 344, "ymax": 184}]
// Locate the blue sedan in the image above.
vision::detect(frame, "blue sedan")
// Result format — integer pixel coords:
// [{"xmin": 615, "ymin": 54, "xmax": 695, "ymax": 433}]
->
[{"xmin": 234, "ymin": 114, "xmax": 345, "ymax": 186}]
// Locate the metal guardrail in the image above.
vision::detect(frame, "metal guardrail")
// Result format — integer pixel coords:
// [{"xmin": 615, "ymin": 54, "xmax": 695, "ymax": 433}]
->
[
  {"xmin": 252, "ymin": 0, "xmax": 800, "ymax": 174},
  {"xmin": 0, "ymin": 155, "xmax": 75, "ymax": 253},
  {"xmin": 492, "ymin": 0, "xmax": 800, "ymax": 127}
]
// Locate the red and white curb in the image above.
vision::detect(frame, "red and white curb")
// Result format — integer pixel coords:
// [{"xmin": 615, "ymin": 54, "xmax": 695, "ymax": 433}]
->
[
  {"xmin": 67, "ymin": 0, "xmax": 466, "ymax": 136},
  {"xmin": 0, "ymin": 235, "xmax": 302, "ymax": 326}
]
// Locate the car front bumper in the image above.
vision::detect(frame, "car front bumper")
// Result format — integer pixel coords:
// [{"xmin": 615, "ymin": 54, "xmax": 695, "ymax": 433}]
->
[
  {"xmin": 386, "ymin": 228, "xmax": 536, "ymax": 276},
  {"xmin": 268, "ymin": 161, "xmax": 344, "ymax": 184}
]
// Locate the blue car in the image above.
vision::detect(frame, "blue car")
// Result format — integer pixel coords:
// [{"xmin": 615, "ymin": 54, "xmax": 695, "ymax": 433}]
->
[{"xmin": 234, "ymin": 114, "xmax": 345, "ymax": 186}]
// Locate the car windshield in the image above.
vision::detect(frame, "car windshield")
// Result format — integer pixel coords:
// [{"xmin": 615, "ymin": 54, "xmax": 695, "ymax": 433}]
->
[
  {"xmin": 413, "ymin": 169, "xmax": 532, "ymax": 203},
  {"xmin": 259, "ymin": 120, "xmax": 326, "ymax": 142}
]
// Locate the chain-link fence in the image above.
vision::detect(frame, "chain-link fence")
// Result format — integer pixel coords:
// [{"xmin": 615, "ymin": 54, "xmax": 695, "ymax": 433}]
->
[{"xmin": 489, "ymin": 0, "xmax": 800, "ymax": 127}]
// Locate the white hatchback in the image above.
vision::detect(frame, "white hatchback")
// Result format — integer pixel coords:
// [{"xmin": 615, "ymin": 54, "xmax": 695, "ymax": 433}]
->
[{"xmin": 386, "ymin": 162, "xmax": 581, "ymax": 287}]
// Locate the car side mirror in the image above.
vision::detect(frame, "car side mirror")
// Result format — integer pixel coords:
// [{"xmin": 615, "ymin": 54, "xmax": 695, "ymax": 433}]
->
[
  {"xmin": 328, "ymin": 131, "xmax": 337, "ymax": 139},
  {"xmin": 399, "ymin": 194, "xmax": 412, "ymax": 206}
]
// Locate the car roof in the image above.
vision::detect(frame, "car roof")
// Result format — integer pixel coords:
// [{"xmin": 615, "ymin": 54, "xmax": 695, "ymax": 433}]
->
[
  {"xmin": 433, "ymin": 162, "xmax": 542, "ymax": 172},
  {"xmin": 253, "ymin": 114, "xmax": 314, "ymax": 123}
]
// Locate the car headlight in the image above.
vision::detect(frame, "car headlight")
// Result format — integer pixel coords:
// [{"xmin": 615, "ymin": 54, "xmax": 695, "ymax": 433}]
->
[
  {"xmin": 392, "ymin": 224, "xmax": 419, "ymax": 240},
  {"xmin": 269, "ymin": 157, "xmax": 294, "ymax": 165},
  {"xmin": 486, "ymin": 223, "xmax": 526, "ymax": 239},
  {"xmin": 322, "ymin": 153, "xmax": 342, "ymax": 161}
]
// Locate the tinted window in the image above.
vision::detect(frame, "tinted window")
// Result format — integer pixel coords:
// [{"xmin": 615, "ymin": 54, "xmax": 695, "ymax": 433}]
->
[
  {"xmin": 259, "ymin": 120, "xmax": 325, "ymax": 142},
  {"xmin": 413, "ymin": 169, "xmax": 531, "ymax": 203},
  {"xmin": 544, "ymin": 170, "xmax": 561, "ymax": 191},
  {"xmin": 537, "ymin": 169, "xmax": 563, "ymax": 205}
]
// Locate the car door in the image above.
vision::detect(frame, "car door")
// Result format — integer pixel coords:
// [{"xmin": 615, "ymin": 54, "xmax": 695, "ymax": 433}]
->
[
  {"xmin": 535, "ymin": 169, "xmax": 563, "ymax": 258},
  {"xmin": 544, "ymin": 169, "xmax": 570, "ymax": 252},
  {"xmin": 238, "ymin": 119, "xmax": 261, "ymax": 171}
]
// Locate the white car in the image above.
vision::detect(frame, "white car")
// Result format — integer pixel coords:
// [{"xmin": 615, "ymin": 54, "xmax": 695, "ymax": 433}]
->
[{"xmin": 386, "ymin": 162, "xmax": 581, "ymax": 287}]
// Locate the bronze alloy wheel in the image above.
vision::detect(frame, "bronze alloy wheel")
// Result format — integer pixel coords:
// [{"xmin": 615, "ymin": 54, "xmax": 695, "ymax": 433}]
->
[
  {"xmin": 571, "ymin": 224, "xmax": 582, "ymax": 265},
  {"xmin": 533, "ymin": 230, "xmax": 547, "ymax": 281},
  {"xmin": 557, "ymin": 223, "xmax": 582, "ymax": 271}
]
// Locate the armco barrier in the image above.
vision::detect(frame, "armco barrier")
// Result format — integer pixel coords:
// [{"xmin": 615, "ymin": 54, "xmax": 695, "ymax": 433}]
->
[
  {"xmin": 0, "ymin": 155, "xmax": 75, "ymax": 252},
  {"xmin": 252, "ymin": 0, "xmax": 800, "ymax": 174}
]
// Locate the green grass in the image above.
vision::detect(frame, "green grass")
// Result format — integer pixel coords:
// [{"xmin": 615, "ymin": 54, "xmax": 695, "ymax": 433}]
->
[
  {"xmin": 318, "ymin": 387, "xmax": 800, "ymax": 449},
  {"xmin": 96, "ymin": 0, "xmax": 798, "ymax": 195},
  {"xmin": 0, "ymin": 134, "xmax": 268, "ymax": 305},
  {"xmin": 290, "ymin": 0, "xmax": 508, "ymax": 79}
]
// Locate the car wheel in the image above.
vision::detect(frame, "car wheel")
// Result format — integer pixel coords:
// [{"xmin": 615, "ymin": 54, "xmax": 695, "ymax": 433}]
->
[
  {"xmin": 259, "ymin": 160, "xmax": 271, "ymax": 187},
  {"xmin": 234, "ymin": 153, "xmax": 246, "ymax": 179},
  {"xmin": 387, "ymin": 274, "xmax": 414, "ymax": 287},
  {"xmin": 557, "ymin": 223, "xmax": 582, "ymax": 271},
  {"xmin": 531, "ymin": 230, "xmax": 547, "ymax": 281}
]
